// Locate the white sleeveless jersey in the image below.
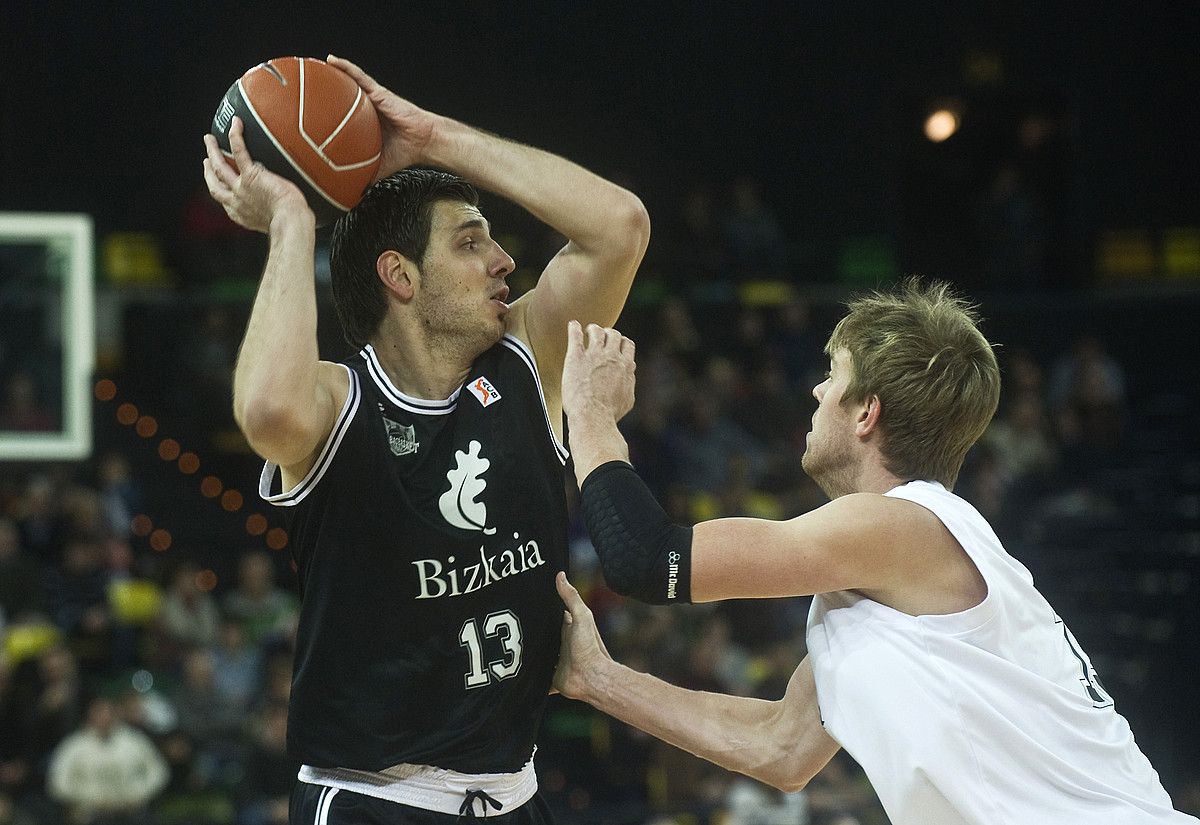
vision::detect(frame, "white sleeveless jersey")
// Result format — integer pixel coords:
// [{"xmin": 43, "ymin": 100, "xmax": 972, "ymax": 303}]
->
[{"xmin": 806, "ymin": 480, "xmax": 1196, "ymax": 825}]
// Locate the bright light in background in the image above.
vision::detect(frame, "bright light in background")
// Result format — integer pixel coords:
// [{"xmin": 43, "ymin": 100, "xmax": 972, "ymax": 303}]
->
[{"xmin": 924, "ymin": 108, "xmax": 960, "ymax": 142}]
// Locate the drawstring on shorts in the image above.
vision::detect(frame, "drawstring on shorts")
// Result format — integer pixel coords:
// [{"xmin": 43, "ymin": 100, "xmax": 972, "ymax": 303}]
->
[{"xmin": 458, "ymin": 788, "xmax": 503, "ymax": 820}]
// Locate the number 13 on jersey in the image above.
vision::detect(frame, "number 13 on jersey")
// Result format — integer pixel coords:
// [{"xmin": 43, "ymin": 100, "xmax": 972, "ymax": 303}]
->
[{"xmin": 459, "ymin": 610, "xmax": 524, "ymax": 689}]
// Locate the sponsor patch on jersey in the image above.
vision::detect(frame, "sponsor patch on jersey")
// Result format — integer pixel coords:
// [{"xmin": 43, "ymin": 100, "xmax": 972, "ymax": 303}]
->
[
  {"xmin": 379, "ymin": 404, "xmax": 419, "ymax": 456},
  {"xmin": 468, "ymin": 376, "xmax": 501, "ymax": 408}
]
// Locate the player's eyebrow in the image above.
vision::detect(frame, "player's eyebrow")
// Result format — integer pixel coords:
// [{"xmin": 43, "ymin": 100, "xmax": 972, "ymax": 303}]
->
[{"xmin": 453, "ymin": 217, "xmax": 490, "ymax": 234}]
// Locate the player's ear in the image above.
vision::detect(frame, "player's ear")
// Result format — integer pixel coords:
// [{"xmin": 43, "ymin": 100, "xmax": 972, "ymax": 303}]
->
[
  {"xmin": 377, "ymin": 250, "xmax": 415, "ymax": 302},
  {"xmin": 856, "ymin": 394, "xmax": 882, "ymax": 437}
]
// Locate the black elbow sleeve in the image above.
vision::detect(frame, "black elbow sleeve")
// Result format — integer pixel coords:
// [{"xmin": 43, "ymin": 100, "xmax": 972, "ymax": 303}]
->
[{"xmin": 579, "ymin": 460, "xmax": 692, "ymax": 604}]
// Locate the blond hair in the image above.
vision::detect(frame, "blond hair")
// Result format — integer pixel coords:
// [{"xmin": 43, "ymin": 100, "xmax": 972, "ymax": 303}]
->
[{"xmin": 826, "ymin": 278, "xmax": 1000, "ymax": 488}]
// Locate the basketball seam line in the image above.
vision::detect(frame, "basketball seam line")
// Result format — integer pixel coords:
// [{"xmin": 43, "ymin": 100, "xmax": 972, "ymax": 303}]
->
[
  {"xmin": 297, "ymin": 59, "xmax": 381, "ymax": 173},
  {"xmin": 237, "ymin": 76, "xmax": 349, "ymax": 212}
]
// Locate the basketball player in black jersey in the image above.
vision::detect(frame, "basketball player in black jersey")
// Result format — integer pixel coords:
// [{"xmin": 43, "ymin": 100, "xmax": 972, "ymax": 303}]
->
[{"xmin": 201, "ymin": 54, "xmax": 649, "ymax": 824}]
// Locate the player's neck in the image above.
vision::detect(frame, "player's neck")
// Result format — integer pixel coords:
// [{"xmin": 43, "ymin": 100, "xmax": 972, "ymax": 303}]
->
[
  {"xmin": 822, "ymin": 456, "xmax": 906, "ymax": 499},
  {"xmin": 368, "ymin": 325, "xmax": 473, "ymax": 401},
  {"xmin": 853, "ymin": 463, "xmax": 908, "ymax": 496}
]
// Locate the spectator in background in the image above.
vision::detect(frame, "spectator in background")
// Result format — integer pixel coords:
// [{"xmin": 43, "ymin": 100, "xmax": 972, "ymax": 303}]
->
[
  {"xmin": 1049, "ymin": 336, "xmax": 1125, "ymax": 409},
  {"xmin": 0, "ymin": 372, "xmax": 55, "ymax": 433},
  {"xmin": 732, "ymin": 356, "xmax": 808, "ymax": 450},
  {"xmin": 723, "ymin": 776, "xmax": 807, "ymax": 825},
  {"xmin": 59, "ymin": 487, "xmax": 108, "ymax": 545},
  {"xmin": 0, "ymin": 518, "xmax": 43, "ymax": 623},
  {"xmin": 0, "ymin": 792, "xmax": 36, "ymax": 825},
  {"xmin": 256, "ymin": 651, "xmax": 293, "ymax": 712},
  {"xmin": 0, "ymin": 659, "xmax": 33, "ymax": 808},
  {"xmin": 221, "ymin": 551, "xmax": 297, "ymax": 647},
  {"xmin": 43, "ymin": 538, "xmax": 112, "ymax": 666},
  {"xmin": 237, "ymin": 702, "xmax": 296, "ymax": 825},
  {"xmin": 173, "ymin": 648, "xmax": 247, "ymax": 746},
  {"xmin": 655, "ymin": 182, "xmax": 725, "ymax": 284},
  {"xmin": 43, "ymin": 537, "xmax": 113, "ymax": 669},
  {"xmin": 95, "ymin": 453, "xmax": 141, "ymax": 539},
  {"xmin": 1003, "ymin": 347, "xmax": 1046, "ymax": 398},
  {"xmin": 664, "ymin": 390, "xmax": 767, "ymax": 495},
  {"xmin": 212, "ymin": 617, "xmax": 261, "ymax": 712},
  {"xmin": 975, "ymin": 161, "xmax": 1049, "ymax": 290},
  {"xmin": 621, "ymin": 390, "xmax": 676, "ymax": 498},
  {"xmin": 27, "ymin": 645, "xmax": 84, "ymax": 782},
  {"xmin": 983, "ymin": 392, "xmax": 1058, "ymax": 481},
  {"xmin": 156, "ymin": 560, "xmax": 221, "ymax": 665},
  {"xmin": 114, "ymin": 686, "xmax": 177, "ymax": 741},
  {"xmin": 181, "ymin": 307, "xmax": 238, "ymax": 431},
  {"xmin": 720, "ymin": 175, "xmax": 787, "ymax": 281},
  {"xmin": 652, "ymin": 295, "xmax": 706, "ymax": 377},
  {"xmin": 15, "ymin": 475, "xmax": 63, "ymax": 566},
  {"xmin": 769, "ymin": 299, "xmax": 823, "ymax": 393},
  {"xmin": 46, "ymin": 696, "xmax": 169, "ymax": 825},
  {"xmin": 727, "ymin": 308, "xmax": 771, "ymax": 375},
  {"xmin": 1049, "ymin": 335, "xmax": 1128, "ymax": 455}
]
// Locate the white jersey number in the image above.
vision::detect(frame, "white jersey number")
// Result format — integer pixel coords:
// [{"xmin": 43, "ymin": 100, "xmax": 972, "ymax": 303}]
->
[{"xmin": 459, "ymin": 610, "xmax": 524, "ymax": 690}]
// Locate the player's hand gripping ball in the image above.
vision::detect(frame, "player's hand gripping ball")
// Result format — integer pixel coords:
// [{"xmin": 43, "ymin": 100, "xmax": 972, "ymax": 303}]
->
[{"xmin": 212, "ymin": 56, "xmax": 382, "ymax": 226}]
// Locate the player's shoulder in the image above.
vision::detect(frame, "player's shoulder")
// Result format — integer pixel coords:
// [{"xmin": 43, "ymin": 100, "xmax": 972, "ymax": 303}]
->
[
  {"xmin": 818, "ymin": 490, "xmax": 929, "ymax": 524},
  {"xmin": 808, "ymin": 491, "xmax": 949, "ymax": 555}
]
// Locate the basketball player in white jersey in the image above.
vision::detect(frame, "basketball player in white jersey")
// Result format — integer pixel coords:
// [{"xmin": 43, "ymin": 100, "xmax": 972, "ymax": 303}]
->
[{"xmin": 552, "ymin": 280, "xmax": 1197, "ymax": 825}]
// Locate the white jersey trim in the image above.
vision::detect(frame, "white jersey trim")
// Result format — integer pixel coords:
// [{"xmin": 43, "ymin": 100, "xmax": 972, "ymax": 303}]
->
[
  {"xmin": 499, "ymin": 334, "xmax": 569, "ymax": 465},
  {"xmin": 259, "ymin": 365, "xmax": 360, "ymax": 508},
  {"xmin": 297, "ymin": 750, "xmax": 538, "ymax": 816},
  {"xmin": 360, "ymin": 344, "xmax": 461, "ymax": 415}
]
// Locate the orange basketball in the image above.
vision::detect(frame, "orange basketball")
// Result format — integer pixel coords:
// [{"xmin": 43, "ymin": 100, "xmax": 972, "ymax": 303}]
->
[{"xmin": 212, "ymin": 57, "xmax": 382, "ymax": 226}]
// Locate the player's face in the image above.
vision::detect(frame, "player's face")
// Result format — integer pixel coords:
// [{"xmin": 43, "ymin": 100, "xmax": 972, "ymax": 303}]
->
[
  {"xmin": 415, "ymin": 200, "xmax": 515, "ymax": 349},
  {"xmin": 801, "ymin": 348, "xmax": 857, "ymax": 493}
]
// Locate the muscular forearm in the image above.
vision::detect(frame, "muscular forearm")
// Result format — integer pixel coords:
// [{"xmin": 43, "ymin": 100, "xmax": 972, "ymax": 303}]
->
[
  {"xmin": 232, "ymin": 208, "xmax": 320, "ymax": 432},
  {"xmin": 423, "ymin": 118, "xmax": 646, "ymax": 256},
  {"xmin": 582, "ymin": 658, "xmax": 802, "ymax": 791}
]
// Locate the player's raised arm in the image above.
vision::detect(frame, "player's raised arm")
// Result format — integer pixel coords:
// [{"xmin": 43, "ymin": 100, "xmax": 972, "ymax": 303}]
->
[
  {"xmin": 329, "ymin": 55, "xmax": 650, "ymax": 433},
  {"xmin": 202, "ymin": 118, "xmax": 348, "ymax": 472}
]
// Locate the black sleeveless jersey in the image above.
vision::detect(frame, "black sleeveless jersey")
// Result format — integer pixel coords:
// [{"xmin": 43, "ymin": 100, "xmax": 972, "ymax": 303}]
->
[{"xmin": 258, "ymin": 335, "xmax": 570, "ymax": 774}]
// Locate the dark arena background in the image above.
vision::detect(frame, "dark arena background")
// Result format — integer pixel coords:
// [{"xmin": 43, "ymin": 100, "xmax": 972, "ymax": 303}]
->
[{"xmin": 1, "ymin": 4, "xmax": 1197, "ymax": 823}]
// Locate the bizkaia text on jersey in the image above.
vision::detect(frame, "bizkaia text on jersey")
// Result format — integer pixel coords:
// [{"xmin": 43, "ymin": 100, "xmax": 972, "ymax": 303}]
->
[{"xmin": 412, "ymin": 533, "xmax": 547, "ymax": 599}]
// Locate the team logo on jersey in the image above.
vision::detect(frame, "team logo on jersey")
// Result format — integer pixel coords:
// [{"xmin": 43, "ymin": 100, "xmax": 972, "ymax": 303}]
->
[
  {"xmin": 378, "ymin": 404, "xmax": 419, "ymax": 456},
  {"xmin": 439, "ymin": 440, "xmax": 497, "ymax": 535},
  {"xmin": 468, "ymin": 376, "xmax": 501, "ymax": 407}
]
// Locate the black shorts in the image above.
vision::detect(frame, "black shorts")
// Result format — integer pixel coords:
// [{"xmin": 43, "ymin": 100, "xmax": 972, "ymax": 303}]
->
[{"xmin": 290, "ymin": 781, "xmax": 555, "ymax": 825}]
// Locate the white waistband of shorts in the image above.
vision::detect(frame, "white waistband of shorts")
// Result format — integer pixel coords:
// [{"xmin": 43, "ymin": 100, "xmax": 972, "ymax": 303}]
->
[{"xmin": 297, "ymin": 750, "xmax": 538, "ymax": 817}]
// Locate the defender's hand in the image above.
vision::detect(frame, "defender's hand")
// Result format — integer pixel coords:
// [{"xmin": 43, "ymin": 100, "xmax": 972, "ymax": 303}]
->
[
  {"xmin": 562, "ymin": 321, "xmax": 636, "ymax": 424},
  {"xmin": 326, "ymin": 55, "xmax": 439, "ymax": 178},
  {"xmin": 552, "ymin": 572, "xmax": 612, "ymax": 701},
  {"xmin": 203, "ymin": 117, "xmax": 309, "ymax": 233}
]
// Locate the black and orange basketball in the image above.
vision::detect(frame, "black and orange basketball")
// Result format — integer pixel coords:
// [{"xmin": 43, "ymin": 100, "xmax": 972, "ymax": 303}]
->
[{"xmin": 212, "ymin": 57, "xmax": 382, "ymax": 227}]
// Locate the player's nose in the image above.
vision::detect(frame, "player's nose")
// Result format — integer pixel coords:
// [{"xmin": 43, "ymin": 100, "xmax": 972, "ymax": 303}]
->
[{"xmin": 490, "ymin": 244, "xmax": 515, "ymax": 278}]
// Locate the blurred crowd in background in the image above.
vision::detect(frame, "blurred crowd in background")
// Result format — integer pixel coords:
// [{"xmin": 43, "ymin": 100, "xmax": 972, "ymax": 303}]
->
[
  {"xmin": 3, "ymin": 5, "xmax": 1198, "ymax": 823},
  {"xmin": 2, "ymin": 160, "xmax": 1199, "ymax": 825}
]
